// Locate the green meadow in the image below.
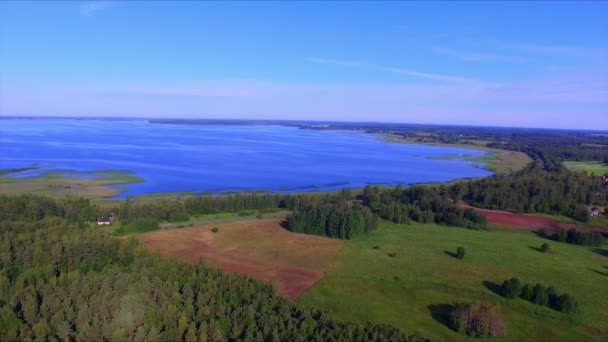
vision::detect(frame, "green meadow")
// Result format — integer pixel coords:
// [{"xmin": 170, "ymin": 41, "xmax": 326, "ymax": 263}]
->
[
  {"xmin": 0, "ymin": 169, "xmax": 143, "ymax": 200},
  {"xmin": 298, "ymin": 222, "xmax": 608, "ymax": 341},
  {"xmin": 383, "ymin": 133, "xmax": 531, "ymax": 174},
  {"xmin": 564, "ymin": 161, "xmax": 608, "ymax": 175}
]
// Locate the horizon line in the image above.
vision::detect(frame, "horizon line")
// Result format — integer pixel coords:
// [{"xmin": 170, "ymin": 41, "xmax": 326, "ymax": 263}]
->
[{"xmin": 1, "ymin": 114, "xmax": 607, "ymax": 133}]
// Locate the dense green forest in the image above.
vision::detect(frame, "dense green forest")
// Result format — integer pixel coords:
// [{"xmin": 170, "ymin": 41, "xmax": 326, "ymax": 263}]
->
[
  {"xmin": 359, "ymin": 185, "xmax": 487, "ymax": 229},
  {"xmin": 451, "ymin": 169, "xmax": 608, "ymax": 219},
  {"xmin": 286, "ymin": 202, "xmax": 377, "ymax": 239},
  {"xmin": 0, "ymin": 200, "xmax": 424, "ymax": 341}
]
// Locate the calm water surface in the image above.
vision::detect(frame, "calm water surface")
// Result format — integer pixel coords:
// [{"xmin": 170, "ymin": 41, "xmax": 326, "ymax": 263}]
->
[{"xmin": 0, "ymin": 119, "xmax": 493, "ymax": 197}]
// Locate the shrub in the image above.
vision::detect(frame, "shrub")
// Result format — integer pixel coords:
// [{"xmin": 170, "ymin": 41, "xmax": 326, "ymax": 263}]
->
[
  {"xmin": 532, "ymin": 284, "xmax": 549, "ymax": 306},
  {"xmin": 555, "ymin": 228, "xmax": 604, "ymax": 246},
  {"xmin": 450, "ymin": 303, "xmax": 505, "ymax": 337},
  {"xmin": 502, "ymin": 278, "xmax": 578, "ymax": 313},
  {"xmin": 556, "ymin": 294, "xmax": 578, "ymax": 313},
  {"xmin": 113, "ymin": 218, "xmax": 160, "ymax": 236},
  {"xmin": 540, "ymin": 243, "xmax": 550, "ymax": 252},
  {"xmin": 372, "ymin": 245, "xmax": 381, "ymax": 250},
  {"xmin": 167, "ymin": 212, "xmax": 190, "ymax": 223},
  {"xmin": 237, "ymin": 210, "xmax": 256, "ymax": 216},
  {"xmin": 500, "ymin": 277, "xmax": 522, "ymax": 299},
  {"xmin": 456, "ymin": 247, "xmax": 466, "ymax": 259},
  {"xmin": 520, "ymin": 284, "xmax": 534, "ymax": 301},
  {"xmin": 211, "ymin": 227, "xmax": 219, "ymax": 233},
  {"xmin": 556, "ymin": 229, "xmax": 568, "ymax": 242},
  {"xmin": 387, "ymin": 252, "xmax": 397, "ymax": 258}
]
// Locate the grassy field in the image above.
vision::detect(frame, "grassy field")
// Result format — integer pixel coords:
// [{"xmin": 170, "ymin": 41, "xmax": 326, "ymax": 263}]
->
[
  {"xmin": 564, "ymin": 161, "xmax": 608, "ymax": 175},
  {"xmin": 0, "ymin": 170, "xmax": 143, "ymax": 199},
  {"xmin": 382, "ymin": 134, "xmax": 531, "ymax": 174},
  {"xmin": 298, "ymin": 222, "xmax": 608, "ymax": 341}
]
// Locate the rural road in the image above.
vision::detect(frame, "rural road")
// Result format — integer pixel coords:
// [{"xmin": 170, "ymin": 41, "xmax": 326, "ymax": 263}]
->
[{"xmin": 159, "ymin": 212, "xmax": 290, "ymax": 229}]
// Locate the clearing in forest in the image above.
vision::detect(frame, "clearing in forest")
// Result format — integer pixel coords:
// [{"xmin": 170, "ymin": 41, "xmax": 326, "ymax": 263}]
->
[
  {"xmin": 136, "ymin": 218, "xmax": 344, "ymax": 300},
  {"xmin": 564, "ymin": 161, "xmax": 608, "ymax": 175},
  {"xmin": 463, "ymin": 205, "xmax": 607, "ymax": 233}
]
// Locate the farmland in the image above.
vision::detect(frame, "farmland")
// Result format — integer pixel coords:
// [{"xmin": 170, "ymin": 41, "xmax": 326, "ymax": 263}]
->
[
  {"xmin": 135, "ymin": 218, "xmax": 344, "ymax": 299},
  {"xmin": 463, "ymin": 205, "xmax": 607, "ymax": 233},
  {"xmin": 297, "ymin": 221, "xmax": 608, "ymax": 341}
]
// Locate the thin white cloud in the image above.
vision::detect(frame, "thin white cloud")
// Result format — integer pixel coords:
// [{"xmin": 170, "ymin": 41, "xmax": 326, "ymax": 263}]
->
[
  {"xmin": 81, "ymin": 1, "xmax": 113, "ymax": 16},
  {"xmin": 491, "ymin": 41, "xmax": 608, "ymax": 59},
  {"xmin": 307, "ymin": 57, "xmax": 479, "ymax": 83},
  {"xmin": 4, "ymin": 72, "xmax": 606, "ymax": 129},
  {"xmin": 432, "ymin": 46, "xmax": 524, "ymax": 62},
  {"xmin": 305, "ymin": 57, "xmax": 364, "ymax": 68}
]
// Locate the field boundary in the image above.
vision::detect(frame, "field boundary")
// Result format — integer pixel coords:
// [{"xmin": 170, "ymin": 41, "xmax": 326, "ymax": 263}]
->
[{"xmin": 159, "ymin": 212, "xmax": 289, "ymax": 229}]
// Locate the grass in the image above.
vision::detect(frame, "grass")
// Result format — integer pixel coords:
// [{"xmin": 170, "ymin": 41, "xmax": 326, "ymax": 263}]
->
[
  {"xmin": 161, "ymin": 209, "xmax": 289, "ymax": 224},
  {"xmin": 564, "ymin": 161, "xmax": 608, "ymax": 175},
  {"xmin": 0, "ymin": 170, "xmax": 143, "ymax": 199},
  {"xmin": 298, "ymin": 221, "xmax": 608, "ymax": 341},
  {"xmin": 589, "ymin": 215, "xmax": 608, "ymax": 228},
  {"xmin": 382, "ymin": 134, "xmax": 531, "ymax": 174},
  {"xmin": 0, "ymin": 169, "xmax": 143, "ymax": 200}
]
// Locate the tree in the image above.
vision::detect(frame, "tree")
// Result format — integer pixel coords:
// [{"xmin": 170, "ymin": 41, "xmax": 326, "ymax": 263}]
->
[
  {"xmin": 450, "ymin": 303, "xmax": 505, "ymax": 337},
  {"xmin": 520, "ymin": 284, "xmax": 534, "ymax": 301},
  {"xmin": 540, "ymin": 243, "xmax": 550, "ymax": 253},
  {"xmin": 574, "ymin": 205, "xmax": 590, "ymax": 222},
  {"xmin": 456, "ymin": 247, "xmax": 466, "ymax": 259},
  {"xmin": 501, "ymin": 278, "xmax": 522, "ymax": 298},
  {"xmin": 532, "ymin": 284, "xmax": 549, "ymax": 306},
  {"xmin": 556, "ymin": 294, "xmax": 578, "ymax": 313}
]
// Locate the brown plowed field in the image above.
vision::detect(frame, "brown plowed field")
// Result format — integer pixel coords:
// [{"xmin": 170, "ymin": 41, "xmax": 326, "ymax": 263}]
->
[
  {"xmin": 136, "ymin": 218, "xmax": 344, "ymax": 300},
  {"xmin": 462, "ymin": 204, "xmax": 606, "ymax": 233}
]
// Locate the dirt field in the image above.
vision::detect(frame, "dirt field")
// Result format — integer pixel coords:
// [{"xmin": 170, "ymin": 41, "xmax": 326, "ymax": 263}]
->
[
  {"xmin": 136, "ymin": 218, "xmax": 344, "ymax": 300},
  {"xmin": 463, "ymin": 205, "xmax": 606, "ymax": 232}
]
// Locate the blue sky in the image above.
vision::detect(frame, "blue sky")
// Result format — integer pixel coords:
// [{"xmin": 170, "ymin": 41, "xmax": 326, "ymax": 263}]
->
[{"xmin": 1, "ymin": 1, "xmax": 607, "ymax": 129}]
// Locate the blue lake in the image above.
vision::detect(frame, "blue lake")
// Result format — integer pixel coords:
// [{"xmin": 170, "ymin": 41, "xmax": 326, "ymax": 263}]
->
[{"xmin": 0, "ymin": 119, "xmax": 493, "ymax": 197}]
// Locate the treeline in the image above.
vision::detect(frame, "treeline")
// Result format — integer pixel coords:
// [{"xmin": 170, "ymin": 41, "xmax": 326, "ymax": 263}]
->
[
  {"xmin": 0, "ymin": 195, "xmax": 424, "ymax": 341},
  {"xmin": 499, "ymin": 278, "xmax": 578, "ymax": 313},
  {"xmin": 285, "ymin": 185, "xmax": 489, "ymax": 239},
  {"xmin": 118, "ymin": 192, "xmax": 346, "ymax": 224},
  {"xmin": 486, "ymin": 134, "xmax": 608, "ymax": 172},
  {"xmin": 0, "ymin": 194, "xmax": 96, "ymax": 222},
  {"xmin": 370, "ymin": 124, "xmax": 608, "ymax": 172},
  {"xmin": 450, "ymin": 170, "xmax": 608, "ymax": 220},
  {"xmin": 286, "ymin": 202, "xmax": 377, "ymax": 239},
  {"xmin": 360, "ymin": 185, "xmax": 487, "ymax": 229},
  {"xmin": 542, "ymin": 229, "xmax": 605, "ymax": 246}
]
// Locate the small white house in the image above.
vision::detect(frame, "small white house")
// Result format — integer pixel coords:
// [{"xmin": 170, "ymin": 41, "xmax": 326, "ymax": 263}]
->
[
  {"xmin": 97, "ymin": 215, "xmax": 114, "ymax": 225},
  {"xmin": 589, "ymin": 207, "xmax": 602, "ymax": 217}
]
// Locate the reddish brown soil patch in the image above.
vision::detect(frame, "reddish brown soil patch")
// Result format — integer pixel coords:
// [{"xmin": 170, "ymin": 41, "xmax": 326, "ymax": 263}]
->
[
  {"xmin": 461, "ymin": 204, "xmax": 606, "ymax": 233},
  {"xmin": 137, "ymin": 218, "xmax": 344, "ymax": 300}
]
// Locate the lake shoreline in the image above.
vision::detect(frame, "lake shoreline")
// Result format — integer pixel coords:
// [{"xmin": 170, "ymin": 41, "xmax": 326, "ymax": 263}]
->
[{"xmin": 1, "ymin": 119, "xmax": 499, "ymax": 201}]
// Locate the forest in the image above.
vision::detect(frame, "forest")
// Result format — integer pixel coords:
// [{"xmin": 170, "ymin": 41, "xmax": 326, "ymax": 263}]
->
[
  {"xmin": 0, "ymin": 198, "xmax": 424, "ymax": 341},
  {"xmin": 450, "ymin": 169, "xmax": 608, "ymax": 219}
]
